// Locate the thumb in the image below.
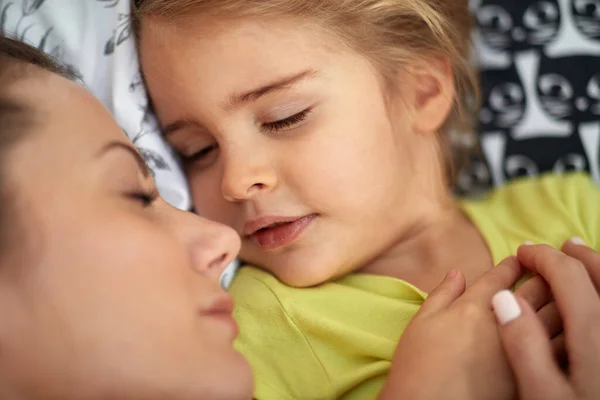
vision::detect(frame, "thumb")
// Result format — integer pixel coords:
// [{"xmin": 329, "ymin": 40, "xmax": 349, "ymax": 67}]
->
[
  {"xmin": 492, "ymin": 291, "xmax": 571, "ymax": 400},
  {"xmin": 418, "ymin": 269, "xmax": 465, "ymax": 317}
]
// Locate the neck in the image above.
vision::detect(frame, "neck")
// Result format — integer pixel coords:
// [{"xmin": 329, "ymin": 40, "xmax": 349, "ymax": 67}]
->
[{"xmin": 358, "ymin": 202, "xmax": 493, "ymax": 293}]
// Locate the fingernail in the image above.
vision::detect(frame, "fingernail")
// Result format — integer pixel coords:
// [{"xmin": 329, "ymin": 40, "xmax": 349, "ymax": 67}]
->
[
  {"xmin": 492, "ymin": 290, "xmax": 522, "ymax": 325},
  {"xmin": 569, "ymin": 236, "xmax": 586, "ymax": 246},
  {"xmin": 522, "ymin": 241, "xmax": 534, "ymax": 246}
]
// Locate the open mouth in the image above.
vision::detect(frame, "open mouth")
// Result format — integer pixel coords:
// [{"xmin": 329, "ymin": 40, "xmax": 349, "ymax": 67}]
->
[
  {"xmin": 247, "ymin": 214, "xmax": 317, "ymax": 250},
  {"xmin": 256, "ymin": 221, "xmax": 292, "ymax": 232}
]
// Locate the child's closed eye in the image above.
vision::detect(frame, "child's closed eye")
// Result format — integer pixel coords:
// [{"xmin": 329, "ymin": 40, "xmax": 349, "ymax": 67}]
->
[
  {"xmin": 182, "ymin": 143, "xmax": 219, "ymax": 168},
  {"xmin": 262, "ymin": 108, "xmax": 312, "ymax": 133}
]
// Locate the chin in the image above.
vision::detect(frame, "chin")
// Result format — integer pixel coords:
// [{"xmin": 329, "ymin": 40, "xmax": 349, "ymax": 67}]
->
[
  {"xmin": 206, "ymin": 353, "xmax": 254, "ymax": 400},
  {"xmin": 267, "ymin": 254, "xmax": 342, "ymax": 288}
]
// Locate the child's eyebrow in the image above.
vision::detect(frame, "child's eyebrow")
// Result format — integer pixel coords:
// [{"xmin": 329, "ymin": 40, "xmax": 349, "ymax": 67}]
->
[{"xmin": 224, "ymin": 69, "xmax": 319, "ymax": 111}]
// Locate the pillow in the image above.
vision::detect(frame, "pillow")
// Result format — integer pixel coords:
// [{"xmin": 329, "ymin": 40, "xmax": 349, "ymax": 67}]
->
[
  {"xmin": 1, "ymin": 0, "xmax": 239, "ymax": 289},
  {"xmin": 460, "ymin": 0, "xmax": 600, "ymax": 194}
]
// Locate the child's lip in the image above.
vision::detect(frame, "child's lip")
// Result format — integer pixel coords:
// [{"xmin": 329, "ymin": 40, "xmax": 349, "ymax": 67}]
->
[
  {"xmin": 247, "ymin": 214, "xmax": 318, "ymax": 250},
  {"xmin": 242, "ymin": 215, "xmax": 309, "ymax": 236}
]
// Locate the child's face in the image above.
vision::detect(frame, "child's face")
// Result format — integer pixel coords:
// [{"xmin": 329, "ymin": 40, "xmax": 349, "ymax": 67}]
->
[
  {"xmin": 0, "ymin": 71, "xmax": 252, "ymax": 399},
  {"xmin": 141, "ymin": 16, "xmax": 451, "ymax": 287}
]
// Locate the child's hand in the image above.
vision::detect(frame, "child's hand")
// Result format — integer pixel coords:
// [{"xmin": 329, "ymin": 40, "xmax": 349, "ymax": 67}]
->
[
  {"xmin": 378, "ymin": 257, "xmax": 558, "ymax": 400},
  {"xmin": 494, "ymin": 241, "xmax": 600, "ymax": 400}
]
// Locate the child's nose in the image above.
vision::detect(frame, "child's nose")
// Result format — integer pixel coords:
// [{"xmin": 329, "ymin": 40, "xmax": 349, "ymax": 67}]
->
[{"xmin": 221, "ymin": 150, "xmax": 277, "ymax": 202}]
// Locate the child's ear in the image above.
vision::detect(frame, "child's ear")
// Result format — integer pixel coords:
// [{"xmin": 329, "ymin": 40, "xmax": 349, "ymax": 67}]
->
[{"xmin": 401, "ymin": 57, "xmax": 455, "ymax": 135}]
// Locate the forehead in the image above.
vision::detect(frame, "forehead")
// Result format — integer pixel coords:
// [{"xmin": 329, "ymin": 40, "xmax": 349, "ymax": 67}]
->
[
  {"xmin": 139, "ymin": 16, "xmax": 340, "ymax": 99},
  {"xmin": 8, "ymin": 71, "xmax": 125, "ymax": 156},
  {"xmin": 140, "ymin": 16, "xmax": 361, "ymax": 124}
]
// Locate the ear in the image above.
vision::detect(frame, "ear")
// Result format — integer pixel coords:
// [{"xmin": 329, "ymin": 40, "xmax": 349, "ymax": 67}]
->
[{"xmin": 402, "ymin": 57, "xmax": 455, "ymax": 135}]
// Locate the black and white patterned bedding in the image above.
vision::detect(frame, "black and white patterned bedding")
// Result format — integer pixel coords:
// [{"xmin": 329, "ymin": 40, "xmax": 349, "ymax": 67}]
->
[{"xmin": 460, "ymin": 0, "xmax": 600, "ymax": 194}]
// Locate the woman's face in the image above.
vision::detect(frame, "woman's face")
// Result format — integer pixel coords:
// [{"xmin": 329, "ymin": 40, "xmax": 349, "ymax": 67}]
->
[
  {"xmin": 0, "ymin": 71, "xmax": 252, "ymax": 399},
  {"xmin": 140, "ymin": 16, "xmax": 453, "ymax": 287}
]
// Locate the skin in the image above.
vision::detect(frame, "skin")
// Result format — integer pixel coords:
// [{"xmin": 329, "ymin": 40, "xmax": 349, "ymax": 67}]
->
[
  {"xmin": 0, "ymin": 70, "xmax": 253, "ymax": 400},
  {"xmin": 140, "ymin": 15, "xmax": 493, "ymax": 291}
]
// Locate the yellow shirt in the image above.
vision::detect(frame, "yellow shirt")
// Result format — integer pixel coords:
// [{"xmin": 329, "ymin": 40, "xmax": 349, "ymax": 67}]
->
[{"xmin": 231, "ymin": 173, "xmax": 600, "ymax": 400}]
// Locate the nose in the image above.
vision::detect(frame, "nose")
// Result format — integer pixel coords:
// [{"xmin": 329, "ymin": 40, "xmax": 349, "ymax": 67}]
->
[
  {"xmin": 189, "ymin": 217, "xmax": 241, "ymax": 280},
  {"xmin": 169, "ymin": 206, "xmax": 241, "ymax": 282},
  {"xmin": 221, "ymin": 149, "xmax": 277, "ymax": 202}
]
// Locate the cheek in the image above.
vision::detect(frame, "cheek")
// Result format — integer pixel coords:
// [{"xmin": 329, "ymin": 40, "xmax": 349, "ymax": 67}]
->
[
  {"xmin": 0, "ymin": 227, "xmax": 196, "ymax": 392},
  {"xmin": 189, "ymin": 168, "xmax": 237, "ymax": 227},
  {"xmin": 39, "ymin": 207, "xmax": 194, "ymax": 314},
  {"xmin": 289, "ymin": 108, "xmax": 403, "ymax": 211},
  {"xmin": 35, "ymin": 220, "xmax": 197, "ymax": 353}
]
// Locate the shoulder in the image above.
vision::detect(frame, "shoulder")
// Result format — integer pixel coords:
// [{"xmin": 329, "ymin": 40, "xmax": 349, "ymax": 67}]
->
[
  {"xmin": 231, "ymin": 266, "xmax": 333, "ymax": 399},
  {"xmin": 464, "ymin": 172, "xmax": 596, "ymax": 205},
  {"xmin": 496, "ymin": 172, "xmax": 596, "ymax": 199},
  {"xmin": 461, "ymin": 173, "xmax": 600, "ymax": 252},
  {"xmin": 230, "ymin": 266, "xmax": 283, "ymax": 299},
  {"xmin": 482, "ymin": 173, "xmax": 599, "ymax": 223}
]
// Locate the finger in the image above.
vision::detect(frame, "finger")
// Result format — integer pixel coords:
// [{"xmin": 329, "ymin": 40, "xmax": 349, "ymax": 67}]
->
[
  {"xmin": 418, "ymin": 269, "xmax": 466, "ymax": 317},
  {"xmin": 550, "ymin": 334, "xmax": 567, "ymax": 372},
  {"xmin": 464, "ymin": 256, "xmax": 523, "ymax": 306},
  {"xmin": 562, "ymin": 238, "xmax": 600, "ymax": 292},
  {"xmin": 537, "ymin": 302, "xmax": 563, "ymax": 339},
  {"xmin": 493, "ymin": 292, "xmax": 571, "ymax": 400},
  {"xmin": 515, "ymin": 274, "xmax": 552, "ymax": 311},
  {"xmin": 517, "ymin": 244, "xmax": 600, "ymax": 334}
]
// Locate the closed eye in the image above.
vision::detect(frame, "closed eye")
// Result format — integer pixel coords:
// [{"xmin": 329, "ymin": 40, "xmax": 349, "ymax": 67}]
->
[
  {"xmin": 129, "ymin": 189, "xmax": 159, "ymax": 207},
  {"xmin": 262, "ymin": 108, "xmax": 312, "ymax": 133},
  {"xmin": 183, "ymin": 143, "xmax": 219, "ymax": 163}
]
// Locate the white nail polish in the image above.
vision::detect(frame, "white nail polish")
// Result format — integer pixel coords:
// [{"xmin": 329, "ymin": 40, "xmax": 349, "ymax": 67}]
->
[
  {"xmin": 570, "ymin": 237, "xmax": 586, "ymax": 246},
  {"xmin": 522, "ymin": 241, "xmax": 534, "ymax": 246},
  {"xmin": 492, "ymin": 290, "xmax": 522, "ymax": 325}
]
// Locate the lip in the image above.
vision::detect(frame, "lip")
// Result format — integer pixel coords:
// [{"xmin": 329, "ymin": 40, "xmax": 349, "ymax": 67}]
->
[
  {"xmin": 242, "ymin": 215, "xmax": 307, "ymax": 236},
  {"xmin": 201, "ymin": 294, "xmax": 238, "ymax": 338},
  {"xmin": 244, "ymin": 214, "xmax": 317, "ymax": 250}
]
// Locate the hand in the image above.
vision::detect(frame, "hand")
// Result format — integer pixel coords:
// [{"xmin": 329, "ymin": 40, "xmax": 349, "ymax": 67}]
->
[
  {"xmin": 378, "ymin": 257, "xmax": 560, "ymax": 400},
  {"xmin": 493, "ymin": 240, "xmax": 600, "ymax": 400}
]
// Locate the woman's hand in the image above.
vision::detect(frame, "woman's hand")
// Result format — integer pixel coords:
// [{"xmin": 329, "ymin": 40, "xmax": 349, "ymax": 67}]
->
[
  {"xmin": 378, "ymin": 257, "xmax": 561, "ymax": 400},
  {"xmin": 493, "ymin": 240, "xmax": 600, "ymax": 400}
]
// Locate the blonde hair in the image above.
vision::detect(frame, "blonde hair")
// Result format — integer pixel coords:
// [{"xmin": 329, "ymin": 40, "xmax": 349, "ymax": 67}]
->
[{"xmin": 133, "ymin": 0, "xmax": 479, "ymax": 184}]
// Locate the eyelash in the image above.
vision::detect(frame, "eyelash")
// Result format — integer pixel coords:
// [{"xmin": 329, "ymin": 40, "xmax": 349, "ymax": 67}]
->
[
  {"xmin": 129, "ymin": 188, "xmax": 159, "ymax": 207},
  {"xmin": 262, "ymin": 108, "xmax": 312, "ymax": 133},
  {"xmin": 184, "ymin": 144, "xmax": 219, "ymax": 164}
]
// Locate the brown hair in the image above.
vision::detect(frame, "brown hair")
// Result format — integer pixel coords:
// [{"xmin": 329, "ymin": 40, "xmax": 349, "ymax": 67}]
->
[
  {"xmin": 0, "ymin": 35, "xmax": 78, "ymax": 142},
  {"xmin": 133, "ymin": 0, "xmax": 479, "ymax": 183}
]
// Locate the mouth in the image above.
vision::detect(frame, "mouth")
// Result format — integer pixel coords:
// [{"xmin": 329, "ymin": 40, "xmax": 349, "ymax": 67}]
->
[
  {"xmin": 201, "ymin": 294, "xmax": 238, "ymax": 339},
  {"xmin": 244, "ymin": 214, "xmax": 317, "ymax": 250}
]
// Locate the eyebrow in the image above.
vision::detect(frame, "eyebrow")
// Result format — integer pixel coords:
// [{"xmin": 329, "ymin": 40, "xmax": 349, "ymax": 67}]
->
[
  {"xmin": 98, "ymin": 141, "xmax": 151, "ymax": 178},
  {"xmin": 226, "ymin": 69, "xmax": 319, "ymax": 110},
  {"xmin": 161, "ymin": 69, "xmax": 319, "ymax": 137}
]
